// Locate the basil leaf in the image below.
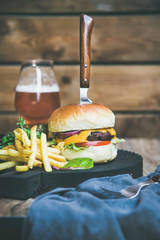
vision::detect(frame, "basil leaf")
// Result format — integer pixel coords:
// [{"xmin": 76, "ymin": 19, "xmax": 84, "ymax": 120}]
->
[
  {"xmin": 64, "ymin": 143, "xmax": 88, "ymax": 151},
  {"xmin": 63, "ymin": 157, "xmax": 94, "ymax": 170}
]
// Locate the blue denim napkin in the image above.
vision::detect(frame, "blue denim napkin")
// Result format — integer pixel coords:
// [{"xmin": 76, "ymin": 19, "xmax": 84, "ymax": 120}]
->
[{"xmin": 22, "ymin": 165, "xmax": 160, "ymax": 240}]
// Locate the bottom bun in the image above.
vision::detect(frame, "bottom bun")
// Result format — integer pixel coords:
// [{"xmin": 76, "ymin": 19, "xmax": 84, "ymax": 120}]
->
[{"xmin": 61, "ymin": 143, "xmax": 118, "ymax": 163}]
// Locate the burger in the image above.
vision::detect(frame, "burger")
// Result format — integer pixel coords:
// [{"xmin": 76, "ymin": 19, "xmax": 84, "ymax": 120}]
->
[{"xmin": 48, "ymin": 103, "xmax": 124, "ymax": 163}]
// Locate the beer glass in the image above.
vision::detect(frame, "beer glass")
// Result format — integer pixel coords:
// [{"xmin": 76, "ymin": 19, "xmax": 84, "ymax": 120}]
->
[{"xmin": 15, "ymin": 60, "xmax": 60, "ymax": 125}]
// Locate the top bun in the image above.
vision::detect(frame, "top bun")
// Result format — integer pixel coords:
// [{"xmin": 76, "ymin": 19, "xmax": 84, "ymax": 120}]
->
[{"xmin": 48, "ymin": 103, "xmax": 115, "ymax": 132}]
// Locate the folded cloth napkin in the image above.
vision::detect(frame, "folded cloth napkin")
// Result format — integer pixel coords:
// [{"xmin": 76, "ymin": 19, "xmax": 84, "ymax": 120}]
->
[{"xmin": 22, "ymin": 165, "xmax": 160, "ymax": 240}]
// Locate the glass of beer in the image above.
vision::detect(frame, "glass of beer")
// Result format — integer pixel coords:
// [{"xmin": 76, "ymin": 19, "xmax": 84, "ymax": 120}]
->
[{"xmin": 15, "ymin": 59, "xmax": 60, "ymax": 125}]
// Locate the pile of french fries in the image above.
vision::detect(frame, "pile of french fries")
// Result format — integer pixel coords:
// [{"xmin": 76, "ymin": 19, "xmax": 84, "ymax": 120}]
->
[{"xmin": 0, "ymin": 125, "xmax": 67, "ymax": 172}]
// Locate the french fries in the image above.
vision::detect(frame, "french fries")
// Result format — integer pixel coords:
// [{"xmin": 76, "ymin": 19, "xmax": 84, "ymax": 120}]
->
[
  {"xmin": 0, "ymin": 124, "xmax": 68, "ymax": 172},
  {"xmin": 28, "ymin": 125, "xmax": 37, "ymax": 169},
  {"xmin": 47, "ymin": 147, "xmax": 60, "ymax": 155},
  {"xmin": 0, "ymin": 150, "xmax": 8, "ymax": 155},
  {"xmin": 2, "ymin": 145, "xmax": 16, "ymax": 150},
  {"xmin": 16, "ymin": 165, "xmax": 29, "ymax": 172},
  {"xmin": 13, "ymin": 129, "xmax": 22, "ymax": 141},
  {"xmin": 49, "ymin": 158, "xmax": 67, "ymax": 168},
  {"xmin": 0, "ymin": 156, "xmax": 8, "ymax": 160},
  {"xmin": 14, "ymin": 128, "xmax": 31, "ymax": 147},
  {"xmin": 8, "ymin": 149, "xmax": 26, "ymax": 158},
  {"xmin": 40, "ymin": 133, "xmax": 52, "ymax": 172},
  {"xmin": 48, "ymin": 152, "xmax": 66, "ymax": 162},
  {"xmin": 0, "ymin": 154, "xmax": 42, "ymax": 167},
  {"xmin": 0, "ymin": 161, "xmax": 17, "ymax": 171},
  {"xmin": 56, "ymin": 142, "xmax": 65, "ymax": 151},
  {"xmin": 36, "ymin": 149, "xmax": 66, "ymax": 162},
  {"xmin": 15, "ymin": 139, "xmax": 32, "ymax": 155}
]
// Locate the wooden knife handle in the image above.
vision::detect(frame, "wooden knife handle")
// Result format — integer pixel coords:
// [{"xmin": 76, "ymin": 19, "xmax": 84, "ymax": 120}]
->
[{"xmin": 80, "ymin": 14, "xmax": 94, "ymax": 88}]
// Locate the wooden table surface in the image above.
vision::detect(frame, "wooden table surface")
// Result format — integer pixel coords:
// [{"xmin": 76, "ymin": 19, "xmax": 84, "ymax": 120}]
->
[{"xmin": 0, "ymin": 138, "xmax": 160, "ymax": 217}]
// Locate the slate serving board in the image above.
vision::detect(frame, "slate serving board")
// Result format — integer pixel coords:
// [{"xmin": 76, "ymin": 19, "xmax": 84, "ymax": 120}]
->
[{"xmin": 0, "ymin": 150, "xmax": 143, "ymax": 200}]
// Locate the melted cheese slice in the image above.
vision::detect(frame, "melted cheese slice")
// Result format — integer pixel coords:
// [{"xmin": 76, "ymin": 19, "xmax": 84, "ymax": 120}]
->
[{"xmin": 57, "ymin": 128, "xmax": 116, "ymax": 146}]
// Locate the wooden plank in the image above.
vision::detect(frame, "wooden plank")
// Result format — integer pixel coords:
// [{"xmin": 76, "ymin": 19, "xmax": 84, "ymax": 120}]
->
[
  {"xmin": 0, "ymin": 198, "xmax": 33, "ymax": 216},
  {"xmin": 115, "ymin": 113, "xmax": 160, "ymax": 138},
  {"xmin": 0, "ymin": 15, "xmax": 160, "ymax": 63},
  {"xmin": 0, "ymin": 65, "xmax": 160, "ymax": 112},
  {"xmin": 0, "ymin": 66, "xmax": 19, "ymax": 111},
  {"xmin": 0, "ymin": 199, "xmax": 21, "ymax": 216},
  {"xmin": 0, "ymin": 113, "xmax": 160, "ymax": 138},
  {"xmin": 0, "ymin": 114, "xmax": 18, "ymax": 132},
  {"xmin": 0, "ymin": 0, "xmax": 159, "ymax": 13}
]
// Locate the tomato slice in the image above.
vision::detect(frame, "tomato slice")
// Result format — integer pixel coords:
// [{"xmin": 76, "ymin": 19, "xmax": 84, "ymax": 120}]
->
[{"xmin": 75, "ymin": 141, "xmax": 111, "ymax": 147}]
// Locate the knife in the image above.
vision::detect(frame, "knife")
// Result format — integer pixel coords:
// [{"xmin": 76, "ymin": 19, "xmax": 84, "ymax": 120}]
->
[
  {"xmin": 101, "ymin": 174, "xmax": 160, "ymax": 199},
  {"xmin": 80, "ymin": 14, "xmax": 94, "ymax": 104}
]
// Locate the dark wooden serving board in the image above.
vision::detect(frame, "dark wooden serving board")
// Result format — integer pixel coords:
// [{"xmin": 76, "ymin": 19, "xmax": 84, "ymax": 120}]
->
[{"xmin": 0, "ymin": 150, "xmax": 143, "ymax": 200}]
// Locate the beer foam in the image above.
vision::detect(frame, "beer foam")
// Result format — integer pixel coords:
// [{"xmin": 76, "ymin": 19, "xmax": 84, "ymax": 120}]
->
[{"xmin": 16, "ymin": 84, "xmax": 59, "ymax": 93}]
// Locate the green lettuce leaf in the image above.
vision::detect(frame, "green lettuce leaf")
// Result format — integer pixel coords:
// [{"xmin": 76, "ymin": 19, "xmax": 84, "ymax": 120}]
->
[
  {"xmin": 0, "ymin": 132, "xmax": 15, "ymax": 149},
  {"xmin": 64, "ymin": 143, "xmax": 88, "ymax": 151},
  {"xmin": 111, "ymin": 138, "xmax": 125, "ymax": 144},
  {"xmin": 47, "ymin": 138, "xmax": 56, "ymax": 146},
  {"xmin": 63, "ymin": 157, "xmax": 94, "ymax": 170}
]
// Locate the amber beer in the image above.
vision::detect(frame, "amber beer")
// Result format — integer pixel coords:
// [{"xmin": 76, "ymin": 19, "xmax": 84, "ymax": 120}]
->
[{"xmin": 15, "ymin": 85, "xmax": 60, "ymax": 125}]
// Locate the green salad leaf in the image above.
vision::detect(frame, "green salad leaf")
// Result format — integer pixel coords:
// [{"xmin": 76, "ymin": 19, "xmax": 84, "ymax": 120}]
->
[
  {"xmin": 111, "ymin": 138, "xmax": 125, "ymax": 144},
  {"xmin": 0, "ymin": 117, "xmax": 48, "ymax": 149},
  {"xmin": 64, "ymin": 143, "xmax": 88, "ymax": 151},
  {"xmin": 0, "ymin": 132, "xmax": 15, "ymax": 149},
  {"xmin": 63, "ymin": 157, "xmax": 94, "ymax": 170},
  {"xmin": 47, "ymin": 138, "xmax": 56, "ymax": 146}
]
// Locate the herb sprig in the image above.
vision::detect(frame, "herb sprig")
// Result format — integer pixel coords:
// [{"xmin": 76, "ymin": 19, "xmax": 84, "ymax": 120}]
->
[
  {"xmin": 0, "ymin": 117, "xmax": 47, "ymax": 149},
  {"xmin": 0, "ymin": 132, "xmax": 15, "ymax": 149},
  {"xmin": 16, "ymin": 117, "xmax": 47, "ymax": 139},
  {"xmin": 16, "ymin": 117, "xmax": 31, "ymax": 138}
]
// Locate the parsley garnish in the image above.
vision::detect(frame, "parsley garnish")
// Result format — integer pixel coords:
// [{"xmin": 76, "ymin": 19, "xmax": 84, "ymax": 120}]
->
[
  {"xmin": 16, "ymin": 117, "xmax": 31, "ymax": 138},
  {"xmin": 0, "ymin": 117, "xmax": 47, "ymax": 149}
]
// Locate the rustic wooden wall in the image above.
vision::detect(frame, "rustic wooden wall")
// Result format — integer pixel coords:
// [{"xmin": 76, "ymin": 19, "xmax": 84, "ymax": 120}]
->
[{"xmin": 0, "ymin": 0, "xmax": 160, "ymax": 137}]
